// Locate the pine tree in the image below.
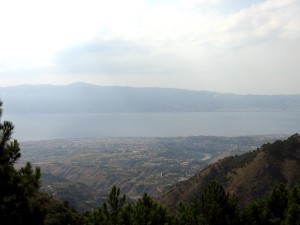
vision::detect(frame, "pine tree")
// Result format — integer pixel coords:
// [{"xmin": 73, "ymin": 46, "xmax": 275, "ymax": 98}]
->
[
  {"xmin": 130, "ymin": 193, "xmax": 171, "ymax": 225},
  {"xmin": 178, "ymin": 181, "xmax": 240, "ymax": 225},
  {"xmin": 0, "ymin": 99, "xmax": 42, "ymax": 225},
  {"xmin": 85, "ymin": 186, "xmax": 175, "ymax": 225},
  {"xmin": 85, "ymin": 185, "xmax": 126, "ymax": 225}
]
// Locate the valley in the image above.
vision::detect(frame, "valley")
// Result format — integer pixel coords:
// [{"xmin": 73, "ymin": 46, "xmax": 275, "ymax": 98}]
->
[{"xmin": 17, "ymin": 135, "xmax": 285, "ymax": 211}]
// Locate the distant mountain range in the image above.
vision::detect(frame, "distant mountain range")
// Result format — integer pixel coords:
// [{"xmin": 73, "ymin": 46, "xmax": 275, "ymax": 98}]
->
[
  {"xmin": 1, "ymin": 83, "xmax": 300, "ymax": 113},
  {"xmin": 159, "ymin": 134, "xmax": 300, "ymax": 212}
]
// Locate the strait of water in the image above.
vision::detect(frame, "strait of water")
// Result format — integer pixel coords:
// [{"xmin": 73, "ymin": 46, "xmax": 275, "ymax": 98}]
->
[{"xmin": 3, "ymin": 112, "xmax": 300, "ymax": 141}]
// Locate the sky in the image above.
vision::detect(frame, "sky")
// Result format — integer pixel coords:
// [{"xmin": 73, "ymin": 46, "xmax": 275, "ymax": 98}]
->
[{"xmin": 0, "ymin": 0, "xmax": 300, "ymax": 94}]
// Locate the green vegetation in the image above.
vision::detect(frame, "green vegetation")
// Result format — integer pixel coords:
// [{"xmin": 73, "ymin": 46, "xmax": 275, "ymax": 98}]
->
[
  {"xmin": 178, "ymin": 181, "xmax": 240, "ymax": 225},
  {"xmin": 85, "ymin": 186, "xmax": 174, "ymax": 225},
  {"xmin": 0, "ymin": 100, "xmax": 84, "ymax": 225},
  {"xmin": 242, "ymin": 182, "xmax": 300, "ymax": 225},
  {"xmin": 261, "ymin": 133, "xmax": 300, "ymax": 158},
  {"xmin": 1, "ymin": 98, "xmax": 300, "ymax": 225},
  {"xmin": 0, "ymin": 100, "xmax": 41, "ymax": 224},
  {"xmin": 85, "ymin": 181, "xmax": 300, "ymax": 225}
]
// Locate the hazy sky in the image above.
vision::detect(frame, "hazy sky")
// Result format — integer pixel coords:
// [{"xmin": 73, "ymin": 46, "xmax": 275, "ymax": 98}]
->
[{"xmin": 0, "ymin": 0, "xmax": 299, "ymax": 94}]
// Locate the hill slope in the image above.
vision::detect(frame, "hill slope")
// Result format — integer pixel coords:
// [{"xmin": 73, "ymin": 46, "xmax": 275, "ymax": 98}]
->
[
  {"xmin": 1, "ymin": 83, "xmax": 300, "ymax": 113},
  {"xmin": 159, "ymin": 134, "xmax": 300, "ymax": 211}
]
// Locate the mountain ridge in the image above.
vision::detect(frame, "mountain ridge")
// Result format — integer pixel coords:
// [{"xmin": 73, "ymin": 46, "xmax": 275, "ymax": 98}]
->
[
  {"xmin": 1, "ymin": 83, "xmax": 300, "ymax": 113},
  {"xmin": 158, "ymin": 134, "xmax": 300, "ymax": 212}
]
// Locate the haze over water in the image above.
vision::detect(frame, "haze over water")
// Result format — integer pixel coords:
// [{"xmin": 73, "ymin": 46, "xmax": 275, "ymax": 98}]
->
[{"xmin": 4, "ymin": 112, "xmax": 299, "ymax": 141}]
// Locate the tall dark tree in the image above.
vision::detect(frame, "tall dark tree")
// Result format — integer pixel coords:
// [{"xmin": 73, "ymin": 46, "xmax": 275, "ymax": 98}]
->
[
  {"xmin": 285, "ymin": 182, "xmax": 300, "ymax": 224},
  {"xmin": 85, "ymin": 186, "xmax": 175, "ymax": 225},
  {"xmin": 178, "ymin": 181, "xmax": 240, "ymax": 225},
  {"xmin": 0, "ymin": 99, "xmax": 42, "ymax": 225},
  {"xmin": 130, "ymin": 193, "xmax": 171, "ymax": 225},
  {"xmin": 85, "ymin": 185, "xmax": 126, "ymax": 225},
  {"xmin": 242, "ymin": 182, "xmax": 300, "ymax": 225}
]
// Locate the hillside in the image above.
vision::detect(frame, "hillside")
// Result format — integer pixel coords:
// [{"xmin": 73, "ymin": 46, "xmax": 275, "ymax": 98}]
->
[
  {"xmin": 1, "ymin": 83, "xmax": 300, "ymax": 113},
  {"xmin": 159, "ymin": 134, "xmax": 300, "ymax": 211}
]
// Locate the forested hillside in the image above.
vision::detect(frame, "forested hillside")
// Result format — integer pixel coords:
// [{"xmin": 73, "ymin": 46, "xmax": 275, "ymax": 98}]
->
[{"xmin": 159, "ymin": 134, "xmax": 300, "ymax": 211}]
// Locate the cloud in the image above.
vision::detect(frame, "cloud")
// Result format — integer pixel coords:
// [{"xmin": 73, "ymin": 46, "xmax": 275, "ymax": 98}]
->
[
  {"xmin": 55, "ymin": 38, "xmax": 194, "ymax": 78},
  {"xmin": 220, "ymin": 0, "xmax": 300, "ymax": 45},
  {"xmin": 0, "ymin": 0, "xmax": 300, "ymax": 94}
]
